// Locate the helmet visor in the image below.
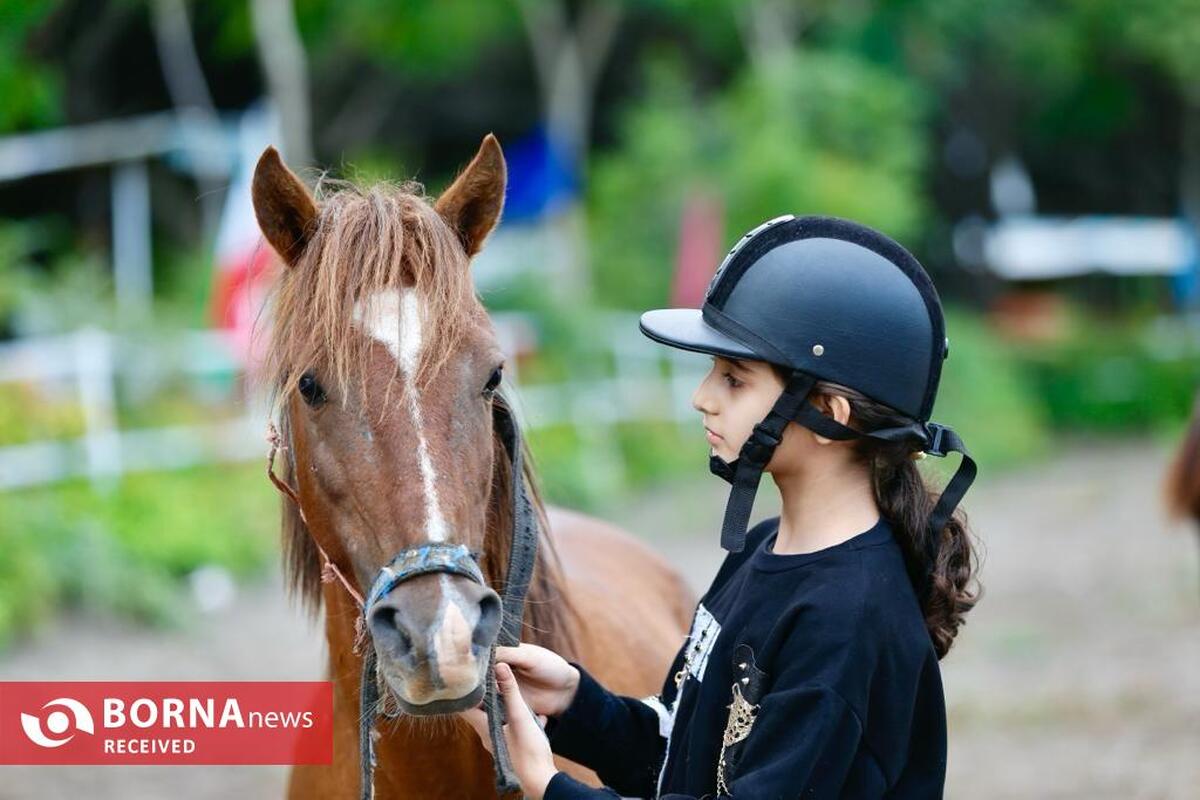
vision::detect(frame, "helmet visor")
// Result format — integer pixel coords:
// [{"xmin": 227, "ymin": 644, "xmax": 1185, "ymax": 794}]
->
[{"xmin": 639, "ymin": 308, "xmax": 759, "ymax": 361}]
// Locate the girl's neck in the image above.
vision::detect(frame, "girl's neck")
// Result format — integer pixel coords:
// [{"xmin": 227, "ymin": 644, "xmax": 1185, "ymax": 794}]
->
[{"xmin": 771, "ymin": 460, "xmax": 879, "ymax": 555}]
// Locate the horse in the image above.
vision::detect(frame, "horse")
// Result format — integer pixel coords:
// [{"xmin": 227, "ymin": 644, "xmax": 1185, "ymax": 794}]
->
[
  {"xmin": 251, "ymin": 134, "xmax": 696, "ymax": 798},
  {"xmin": 1166, "ymin": 391, "xmax": 1200, "ymax": 588}
]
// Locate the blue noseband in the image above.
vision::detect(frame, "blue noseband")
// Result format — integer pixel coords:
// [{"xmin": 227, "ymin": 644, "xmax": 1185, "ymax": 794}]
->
[{"xmin": 363, "ymin": 542, "xmax": 485, "ymax": 614}]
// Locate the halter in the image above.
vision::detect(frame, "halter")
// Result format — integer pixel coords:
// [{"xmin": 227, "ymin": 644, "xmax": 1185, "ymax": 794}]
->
[{"xmin": 266, "ymin": 398, "xmax": 539, "ymax": 799}]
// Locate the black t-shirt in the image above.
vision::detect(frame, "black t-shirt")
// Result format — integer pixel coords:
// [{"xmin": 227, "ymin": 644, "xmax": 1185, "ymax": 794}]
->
[{"xmin": 543, "ymin": 515, "xmax": 947, "ymax": 799}]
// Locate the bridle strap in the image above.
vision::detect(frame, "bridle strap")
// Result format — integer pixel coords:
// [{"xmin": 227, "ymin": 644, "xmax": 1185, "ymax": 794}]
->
[
  {"xmin": 485, "ymin": 400, "xmax": 540, "ymax": 796},
  {"xmin": 266, "ymin": 423, "xmax": 366, "ymax": 611},
  {"xmin": 359, "ymin": 648, "xmax": 380, "ymax": 800},
  {"xmin": 364, "ymin": 543, "xmax": 486, "ymax": 610},
  {"xmin": 267, "ymin": 424, "xmax": 379, "ymax": 800},
  {"xmin": 492, "ymin": 402, "xmax": 539, "ymax": 647}
]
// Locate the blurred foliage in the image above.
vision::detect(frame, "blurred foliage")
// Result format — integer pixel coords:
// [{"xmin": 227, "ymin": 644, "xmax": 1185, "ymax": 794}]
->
[
  {"xmin": 528, "ymin": 421, "xmax": 705, "ymax": 512},
  {"xmin": 0, "ymin": 385, "xmax": 85, "ymax": 446},
  {"xmin": 933, "ymin": 308, "xmax": 1050, "ymax": 469},
  {"xmin": 0, "ymin": 218, "xmax": 118, "ymax": 336},
  {"xmin": 202, "ymin": 0, "xmax": 516, "ymax": 76},
  {"xmin": 0, "ymin": 464, "xmax": 277, "ymax": 650},
  {"xmin": 0, "ymin": 0, "xmax": 61, "ymax": 132},
  {"xmin": 0, "ymin": 220, "xmax": 42, "ymax": 329},
  {"xmin": 10, "ymin": 251, "xmax": 115, "ymax": 334},
  {"xmin": 589, "ymin": 49, "xmax": 926, "ymax": 310},
  {"xmin": 1014, "ymin": 311, "xmax": 1200, "ymax": 431}
]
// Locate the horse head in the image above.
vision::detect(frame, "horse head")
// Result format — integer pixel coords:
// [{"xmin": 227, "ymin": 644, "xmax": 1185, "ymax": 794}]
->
[{"xmin": 253, "ymin": 135, "xmax": 516, "ymax": 716}]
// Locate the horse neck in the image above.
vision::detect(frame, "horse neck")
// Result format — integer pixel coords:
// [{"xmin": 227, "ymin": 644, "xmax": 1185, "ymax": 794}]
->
[{"xmin": 319, "ymin": 583, "xmax": 499, "ymax": 798}]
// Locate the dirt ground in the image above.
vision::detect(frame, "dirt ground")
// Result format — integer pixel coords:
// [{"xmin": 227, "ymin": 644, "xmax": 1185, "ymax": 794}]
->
[{"xmin": 1, "ymin": 438, "xmax": 1196, "ymax": 798}]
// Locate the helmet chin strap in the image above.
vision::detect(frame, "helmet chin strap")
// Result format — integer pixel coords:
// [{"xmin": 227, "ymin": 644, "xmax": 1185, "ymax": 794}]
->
[
  {"xmin": 709, "ymin": 371, "xmax": 826, "ymax": 553},
  {"xmin": 709, "ymin": 370, "xmax": 976, "ymax": 598}
]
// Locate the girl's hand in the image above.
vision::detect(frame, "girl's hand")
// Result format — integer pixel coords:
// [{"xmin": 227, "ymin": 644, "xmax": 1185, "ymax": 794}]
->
[
  {"xmin": 460, "ymin": 663, "xmax": 559, "ymax": 800},
  {"xmin": 493, "ymin": 643, "xmax": 580, "ymax": 718}
]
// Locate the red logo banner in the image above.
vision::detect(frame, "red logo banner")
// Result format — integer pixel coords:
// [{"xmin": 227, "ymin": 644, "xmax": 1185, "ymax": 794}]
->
[{"xmin": 0, "ymin": 682, "xmax": 333, "ymax": 765}]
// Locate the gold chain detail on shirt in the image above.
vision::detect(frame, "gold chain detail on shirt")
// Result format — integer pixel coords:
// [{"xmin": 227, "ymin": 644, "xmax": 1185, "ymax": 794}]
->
[{"xmin": 716, "ymin": 681, "xmax": 760, "ymax": 795}]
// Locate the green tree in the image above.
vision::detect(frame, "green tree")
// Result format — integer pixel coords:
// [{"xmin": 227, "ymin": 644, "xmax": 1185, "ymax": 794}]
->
[
  {"xmin": 0, "ymin": 1, "xmax": 61, "ymax": 132},
  {"xmin": 589, "ymin": 48, "xmax": 927, "ymax": 309}
]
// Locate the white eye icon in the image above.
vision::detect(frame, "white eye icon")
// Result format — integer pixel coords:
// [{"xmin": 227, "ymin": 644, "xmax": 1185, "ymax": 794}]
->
[{"xmin": 20, "ymin": 698, "xmax": 94, "ymax": 748}]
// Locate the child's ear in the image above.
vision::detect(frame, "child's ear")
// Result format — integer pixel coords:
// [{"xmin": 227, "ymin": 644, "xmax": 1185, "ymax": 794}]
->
[{"xmin": 811, "ymin": 394, "xmax": 851, "ymax": 445}]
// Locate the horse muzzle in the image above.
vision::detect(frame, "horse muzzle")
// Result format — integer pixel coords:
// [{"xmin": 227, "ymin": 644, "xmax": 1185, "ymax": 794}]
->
[{"xmin": 365, "ymin": 548, "xmax": 502, "ymax": 715}]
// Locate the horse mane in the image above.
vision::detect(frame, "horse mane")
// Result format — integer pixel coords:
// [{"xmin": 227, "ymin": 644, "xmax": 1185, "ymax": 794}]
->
[{"xmin": 268, "ymin": 177, "xmax": 576, "ymax": 658}]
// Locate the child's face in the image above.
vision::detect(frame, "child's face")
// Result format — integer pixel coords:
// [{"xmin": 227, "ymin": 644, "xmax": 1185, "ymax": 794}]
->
[{"xmin": 691, "ymin": 356, "xmax": 786, "ymax": 464}]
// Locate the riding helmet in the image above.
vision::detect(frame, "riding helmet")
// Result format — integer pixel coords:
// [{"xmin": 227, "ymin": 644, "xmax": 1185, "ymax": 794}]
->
[{"xmin": 639, "ymin": 215, "xmax": 976, "ymax": 579}]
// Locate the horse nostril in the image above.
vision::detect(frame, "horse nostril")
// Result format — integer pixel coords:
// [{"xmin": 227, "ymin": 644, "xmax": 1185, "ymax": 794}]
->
[
  {"xmin": 369, "ymin": 605, "xmax": 415, "ymax": 659},
  {"xmin": 395, "ymin": 626, "xmax": 413, "ymax": 658},
  {"xmin": 473, "ymin": 590, "xmax": 503, "ymax": 649}
]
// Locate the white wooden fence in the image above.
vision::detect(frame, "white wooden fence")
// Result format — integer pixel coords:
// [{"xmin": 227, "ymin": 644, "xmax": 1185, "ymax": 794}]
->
[{"xmin": 0, "ymin": 312, "xmax": 708, "ymax": 491}]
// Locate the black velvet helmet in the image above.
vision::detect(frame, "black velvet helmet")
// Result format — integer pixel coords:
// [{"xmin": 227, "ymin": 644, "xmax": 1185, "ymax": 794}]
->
[{"xmin": 639, "ymin": 215, "xmax": 976, "ymax": 572}]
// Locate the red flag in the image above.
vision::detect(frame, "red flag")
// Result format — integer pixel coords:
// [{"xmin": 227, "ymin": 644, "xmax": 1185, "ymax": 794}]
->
[
  {"xmin": 671, "ymin": 192, "xmax": 724, "ymax": 307},
  {"xmin": 209, "ymin": 130, "xmax": 280, "ymax": 375}
]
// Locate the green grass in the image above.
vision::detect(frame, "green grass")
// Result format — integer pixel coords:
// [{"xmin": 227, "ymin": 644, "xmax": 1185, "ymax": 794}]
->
[{"xmin": 0, "ymin": 463, "xmax": 278, "ymax": 650}]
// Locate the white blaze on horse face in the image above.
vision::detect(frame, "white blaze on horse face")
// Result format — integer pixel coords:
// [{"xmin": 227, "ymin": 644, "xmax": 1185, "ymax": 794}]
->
[
  {"xmin": 432, "ymin": 576, "xmax": 480, "ymax": 691},
  {"xmin": 353, "ymin": 288, "xmax": 450, "ymax": 542}
]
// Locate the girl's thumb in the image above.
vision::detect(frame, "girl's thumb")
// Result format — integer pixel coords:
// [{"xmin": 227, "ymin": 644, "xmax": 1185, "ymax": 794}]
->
[
  {"xmin": 496, "ymin": 662, "xmax": 517, "ymax": 694},
  {"xmin": 496, "ymin": 663, "xmax": 528, "ymax": 720}
]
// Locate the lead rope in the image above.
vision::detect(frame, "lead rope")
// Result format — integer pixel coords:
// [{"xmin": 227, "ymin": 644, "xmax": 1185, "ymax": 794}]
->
[
  {"xmin": 266, "ymin": 424, "xmax": 368, "ymax": 640},
  {"xmin": 266, "ymin": 424, "xmax": 377, "ymax": 800}
]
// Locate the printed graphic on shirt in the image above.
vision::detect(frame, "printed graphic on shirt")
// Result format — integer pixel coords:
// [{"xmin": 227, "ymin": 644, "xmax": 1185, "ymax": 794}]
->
[
  {"xmin": 682, "ymin": 603, "xmax": 721, "ymax": 684},
  {"xmin": 655, "ymin": 602, "xmax": 723, "ymax": 797},
  {"xmin": 639, "ymin": 695, "xmax": 673, "ymax": 739}
]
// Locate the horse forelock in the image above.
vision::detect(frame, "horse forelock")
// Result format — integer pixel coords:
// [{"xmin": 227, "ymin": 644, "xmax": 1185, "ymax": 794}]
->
[{"xmin": 259, "ymin": 177, "xmax": 474, "ymax": 418}]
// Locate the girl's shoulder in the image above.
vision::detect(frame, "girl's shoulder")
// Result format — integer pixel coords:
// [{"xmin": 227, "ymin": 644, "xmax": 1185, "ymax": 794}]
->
[{"xmin": 766, "ymin": 527, "xmax": 931, "ymax": 663}]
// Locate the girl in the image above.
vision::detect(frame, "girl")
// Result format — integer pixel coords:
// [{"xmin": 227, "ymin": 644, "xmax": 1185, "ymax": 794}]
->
[{"xmin": 462, "ymin": 215, "xmax": 980, "ymax": 798}]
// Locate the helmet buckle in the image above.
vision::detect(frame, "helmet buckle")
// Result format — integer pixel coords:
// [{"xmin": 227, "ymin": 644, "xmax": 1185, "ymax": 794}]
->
[
  {"xmin": 925, "ymin": 423, "xmax": 948, "ymax": 457},
  {"xmin": 744, "ymin": 423, "xmax": 782, "ymax": 466}
]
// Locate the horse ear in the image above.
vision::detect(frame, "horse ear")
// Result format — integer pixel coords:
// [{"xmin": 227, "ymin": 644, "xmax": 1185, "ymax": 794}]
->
[
  {"xmin": 434, "ymin": 133, "xmax": 507, "ymax": 258},
  {"xmin": 252, "ymin": 146, "xmax": 318, "ymax": 268}
]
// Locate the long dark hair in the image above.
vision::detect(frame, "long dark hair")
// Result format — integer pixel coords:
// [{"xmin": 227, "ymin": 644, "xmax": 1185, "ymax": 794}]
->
[{"xmin": 773, "ymin": 366, "xmax": 982, "ymax": 659}]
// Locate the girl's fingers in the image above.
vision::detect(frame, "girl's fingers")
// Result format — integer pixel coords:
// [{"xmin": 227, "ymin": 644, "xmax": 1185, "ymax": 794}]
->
[
  {"xmin": 494, "ymin": 644, "xmax": 537, "ymax": 670},
  {"xmin": 495, "ymin": 663, "xmax": 539, "ymax": 737}
]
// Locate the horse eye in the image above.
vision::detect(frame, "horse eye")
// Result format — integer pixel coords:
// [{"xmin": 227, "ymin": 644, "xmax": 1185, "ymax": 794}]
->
[
  {"xmin": 482, "ymin": 365, "xmax": 503, "ymax": 398},
  {"xmin": 298, "ymin": 372, "xmax": 326, "ymax": 406}
]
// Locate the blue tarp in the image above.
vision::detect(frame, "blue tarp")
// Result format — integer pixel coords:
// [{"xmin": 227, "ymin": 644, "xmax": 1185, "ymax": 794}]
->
[{"xmin": 502, "ymin": 125, "xmax": 578, "ymax": 223}]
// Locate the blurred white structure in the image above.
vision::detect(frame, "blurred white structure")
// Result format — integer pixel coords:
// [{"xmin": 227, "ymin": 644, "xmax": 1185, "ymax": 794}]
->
[
  {"xmin": 980, "ymin": 216, "xmax": 1197, "ymax": 280},
  {"xmin": 954, "ymin": 154, "xmax": 1199, "ymax": 284},
  {"xmin": 0, "ymin": 111, "xmax": 242, "ymax": 320},
  {"xmin": 0, "ymin": 313, "xmax": 707, "ymax": 491}
]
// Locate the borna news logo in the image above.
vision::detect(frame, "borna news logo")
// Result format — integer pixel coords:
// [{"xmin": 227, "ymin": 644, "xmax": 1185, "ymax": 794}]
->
[
  {"xmin": 0, "ymin": 681, "xmax": 333, "ymax": 765},
  {"xmin": 20, "ymin": 697, "xmax": 95, "ymax": 748}
]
